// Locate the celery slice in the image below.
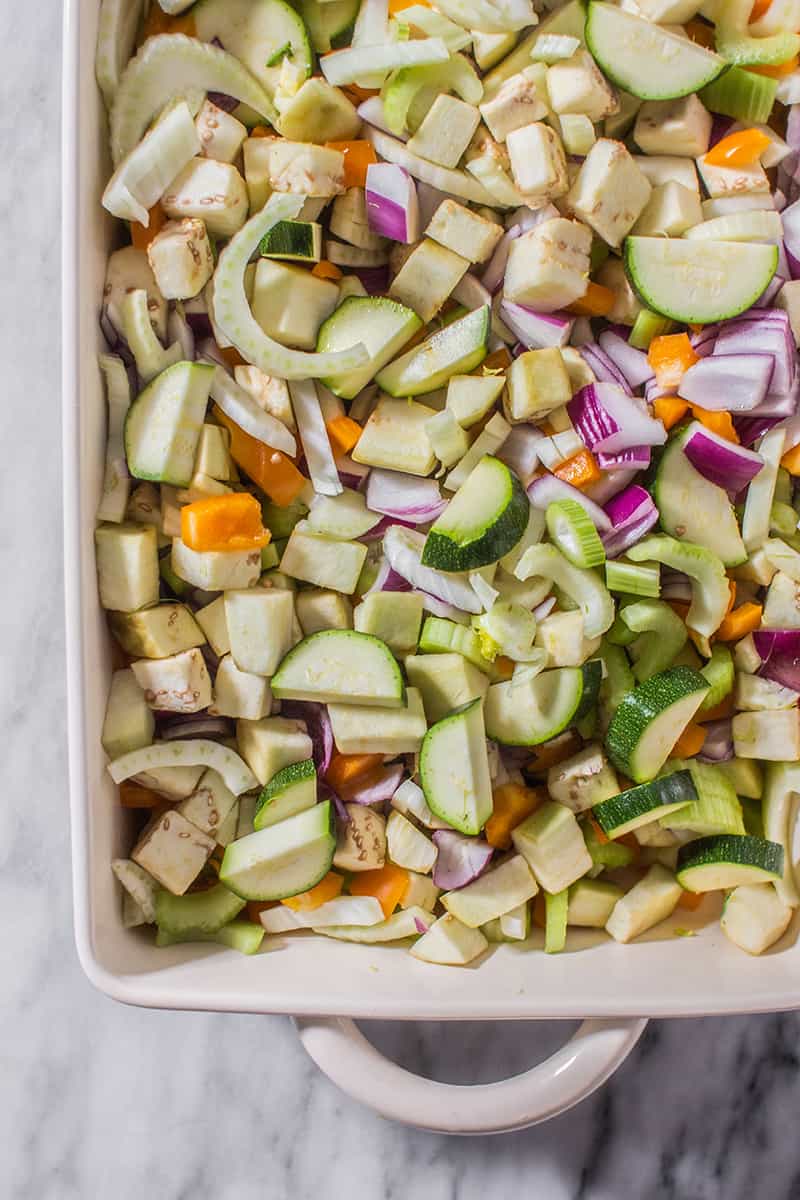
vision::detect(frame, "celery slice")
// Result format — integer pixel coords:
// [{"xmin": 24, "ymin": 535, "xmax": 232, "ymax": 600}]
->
[
  {"xmin": 515, "ymin": 544, "xmax": 615, "ymax": 639},
  {"xmin": 546, "ymin": 499, "xmax": 606, "ymax": 569},
  {"xmin": 605, "ymin": 561, "xmax": 660, "ymax": 599},
  {"xmin": 544, "ymin": 888, "xmax": 569, "ymax": 954},
  {"xmin": 629, "ymin": 309, "xmax": 673, "ymax": 351},
  {"xmin": 700, "ymin": 66, "xmax": 777, "ymax": 125},
  {"xmin": 622, "ymin": 600, "xmax": 688, "ymax": 683},
  {"xmin": 626, "ymin": 535, "xmax": 729, "ymax": 640},
  {"xmin": 699, "ymin": 644, "xmax": 734, "ymax": 712}
]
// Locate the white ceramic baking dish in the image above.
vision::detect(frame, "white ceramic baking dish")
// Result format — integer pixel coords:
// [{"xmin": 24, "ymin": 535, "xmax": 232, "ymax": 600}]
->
[{"xmin": 62, "ymin": 0, "xmax": 800, "ymax": 1134}]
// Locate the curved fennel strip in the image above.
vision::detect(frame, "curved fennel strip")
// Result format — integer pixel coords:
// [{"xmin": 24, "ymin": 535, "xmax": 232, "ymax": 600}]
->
[
  {"xmin": 108, "ymin": 740, "xmax": 258, "ymax": 796},
  {"xmin": 210, "ymin": 367, "xmax": 297, "ymax": 457},
  {"xmin": 213, "ymin": 194, "xmax": 369, "ymax": 380},
  {"xmin": 96, "ymin": 354, "xmax": 132, "ymax": 524},
  {"xmin": 95, "ymin": 0, "xmax": 144, "ymax": 110},
  {"xmin": 103, "ymin": 99, "xmax": 200, "ymax": 225},
  {"xmin": 514, "ymin": 543, "xmax": 615, "ymax": 638},
  {"xmin": 432, "ymin": 0, "xmax": 536, "ymax": 34},
  {"xmin": 110, "ymin": 35, "xmax": 277, "ymax": 165}
]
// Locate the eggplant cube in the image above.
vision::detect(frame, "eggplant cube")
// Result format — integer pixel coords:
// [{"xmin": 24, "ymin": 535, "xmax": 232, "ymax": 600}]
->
[
  {"xmin": 507, "ymin": 122, "xmax": 569, "ymax": 205},
  {"xmin": 131, "ymin": 648, "xmax": 212, "ymax": 713},
  {"xmin": 210, "ymin": 654, "xmax": 273, "ymax": 721},
  {"xmin": 425, "ymin": 199, "xmax": 504, "ymax": 264},
  {"xmin": 195, "ymin": 99, "xmax": 248, "ymax": 164},
  {"xmin": 546, "ymin": 50, "xmax": 620, "ymax": 123},
  {"xmin": 407, "ymin": 94, "xmax": 481, "ymax": 169},
  {"xmin": 504, "ymin": 217, "xmax": 591, "ymax": 310},
  {"xmin": 389, "ymin": 237, "xmax": 469, "ymax": 323},
  {"xmin": 146, "ymin": 218, "xmax": 214, "ymax": 300},
  {"xmin": 132, "ymin": 809, "xmax": 215, "ymax": 896},
  {"xmin": 633, "ymin": 181, "xmax": 703, "ymax": 237},
  {"xmin": 695, "ymin": 155, "xmax": 770, "ymax": 200},
  {"xmin": 633, "ymin": 94, "xmax": 712, "ymax": 159},
  {"xmin": 162, "ymin": 157, "xmax": 249, "ymax": 238},
  {"xmin": 252, "ymin": 259, "xmax": 339, "ymax": 350},
  {"xmin": 268, "ymin": 141, "xmax": 345, "ymax": 197},
  {"xmin": 567, "ymin": 139, "xmax": 652, "ymax": 248},
  {"xmin": 479, "ymin": 70, "xmax": 549, "ymax": 143},
  {"xmin": 506, "ymin": 347, "xmax": 571, "ymax": 422}
]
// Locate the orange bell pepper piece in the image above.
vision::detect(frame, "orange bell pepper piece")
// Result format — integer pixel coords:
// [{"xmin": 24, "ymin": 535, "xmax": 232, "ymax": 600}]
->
[
  {"xmin": 648, "ymin": 332, "xmax": 699, "ymax": 388},
  {"xmin": 312, "ymin": 260, "xmax": 343, "ymax": 281},
  {"xmin": 716, "ymin": 601, "xmax": 763, "ymax": 642},
  {"xmin": 553, "ymin": 448, "xmax": 601, "ymax": 490},
  {"xmin": 677, "ymin": 888, "xmax": 704, "ymax": 910},
  {"xmin": 565, "ymin": 281, "xmax": 616, "ymax": 318},
  {"xmin": 697, "ymin": 693, "xmax": 736, "ymax": 722},
  {"xmin": 685, "ymin": 19, "xmax": 716, "ymax": 48},
  {"xmin": 250, "ymin": 125, "xmax": 274, "ymax": 139},
  {"xmin": 654, "ymin": 395, "xmax": 689, "ymax": 431},
  {"xmin": 672, "ymin": 722, "xmax": 708, "ymax": 758},
  {"xmin": 389, "ymin": 0, "xmax": 428, "ymax": 10},
  {"xmin": 130, "ymin": 202, "xmax": 167, "ymax": 251},
  {"xmin": 749, "ymin": 56, "xmax": 799, "ymax": 78},
  {"xmin": 486, "ymin": 784, "xmax": 545, "ymax": 849},
  {"xmin": 181, "ymin": 492, "xmax": 271, "ymax": 553},
  {"xmin": 217, "ymin": 346, "xmax": 248, "ymax": 370},
  {"xmin": 781, "ymin": 442, "xmax": 800, "ymax": 475},
  {"xmin": 325, "ymin": 140, "xmax": 378, "ymax": 188},
  {"xmin": 478, "ymin": 346, "xmax": 513, "ymax": 374},
  {"xmin": 525, "ymin": 731, "xmax": 583, "ymax": 774},
  {"xmin": 690, "ymin": 405, "xmax": 739, "ymax": 443},
  {"xmin": 214, "ymin": 406, "xmax": 307, "ymax": 506},
  {"xmin": 750, "ymin": 0, "xmax": 773, "ymax": 19},
  {"xmin": 139, "ymin": 6, "xmax": 196, "ymax": 43},
  {"xmin": 118, "ymin": 781, "xmax": 164, "ymax": 808},
  {"xmin": 704, "ymin": 128, "xmax": 772, "ymax": 167},
  {"xmin": 326, "ymin": 415, "xmax": 363, "ymax": 455},
  {"xmin": 282, "ymin": 871, "xmax": 344, "ymax": 911},
  {"xmin": 340, "ymin": 84, "xmax": 380, "ymax": 106},
  {"xmin": 326, "ymin": 752, "xmax": 385, "ymax": 797},
  {"xmin": 493, "ymin": 655, "xmax": 515, "ymax": 680},
  {"xmin": 350, "ymin": 864, "xmax": 410, "ymax": 918},
  {"xmin": 587, "ymin": 813, "xmax": 610, "ymax": 845}
]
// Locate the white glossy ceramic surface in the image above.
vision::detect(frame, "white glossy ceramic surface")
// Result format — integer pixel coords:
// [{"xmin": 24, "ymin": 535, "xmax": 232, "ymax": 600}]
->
[{"xmin": 62, "ymin": 0, "xmax": 800, "ymax": 1133}]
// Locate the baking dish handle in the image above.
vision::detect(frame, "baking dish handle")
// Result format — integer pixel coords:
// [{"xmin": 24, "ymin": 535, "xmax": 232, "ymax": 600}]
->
[{"xmin": 293, "ymin": 1014, "xmax": 647, "ymax": 1134}]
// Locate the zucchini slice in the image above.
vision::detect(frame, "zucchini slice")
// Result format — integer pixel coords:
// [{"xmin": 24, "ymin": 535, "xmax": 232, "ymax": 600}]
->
[
  {"xmin": 375, "ymin": 306, "xmax": 490, "ymax": 397},
  {"xmin": 652, "ymin": 426, "xmax": 747, "ymax": 567},
  {"xmin": 676, "ymin": 834, "xmax": 784, "ymax": 893},
  {"xmin": 253, "ymin": 759, "xmax": 317, "ymax": 831},
  {"xmin": 515, "ymin": 543, "xmax": 615, "ymax": 639},
  {"xmin": 419, "ymin": 697, "xmax": 493, "ymax": 835},
  {"xmin": 624, "ymin": 237, "xmax": 778, "ymax": 324},
  {"xmin": 192, "ymin": 0, "xmax": 312, "ymax": 95},
  {"xmin": 124, "ymin": 361, "xmax": 213, "ymax": 487},
  {"xmin": 259, "ymin": 220, "xmax": 322, "ymax": 263},
  {"xmin": 605, "ymin": 666, "xmax": 710, "ymax": 784},
  {"xmin": 592, "ymin": 770, "xmax": 697, "ymax": 839},
  {"xmin": 485, "ymin": 662, "xmax": 600, "ymax": 747},
  {"xmin": 422, "ymin": 456, "xmax": 529, "ymax": 573},
  {"xmin": 220, "ymin": 801, "xmax": 336, "ymax": 900},
  {"xmin": 585, "ymin": 2, "xmax": 724, "ymax": 100},
  {"xmin": 318, "ymin": 297, "xmax": 422, "ymax": 400},
  {"xmin": 271, "ymin": 630, "xmax": 406, "ymax": 707},
  {"xmin": 626, "ymin": 535, "xmax": 730, "ymax": 639}
]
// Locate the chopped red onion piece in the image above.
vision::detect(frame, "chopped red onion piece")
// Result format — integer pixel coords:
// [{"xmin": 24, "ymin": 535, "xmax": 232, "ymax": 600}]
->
[
  {"xmin": 413, "ymin": 916, "xmax": 430, "ymax": 934},
  {"xmin": 602, "ymin": 484, "xmax": 659, "ymax": 558},
  {"xmin": 734, "ymin": 414, "xmax": 783, "ymax": 445},
  {"xmin": 366, "ymin": 468, "xmax": 447, "ymax": 522},
  {"xmin": 482, "ymin": 225, "xmax": 521, "ymax": 294},
  {"xmin": 696, "ymin": 719, "xmax": 734, "ymax": 763},
  {"xmin": 568, "ymin": 383, "xmax": 667, "ymax": 454},
  {"xmin": 678, "ymin": 354, "xmax": 775, "ymax": 412},
  {"xmin": 364, "ymin": 558, "xmax": 412, "ymax": 595},
  {"xmin": 160, "ymin": 715, "xmax": 234, "ymax": 740},
  {"xmin": 597, "ymin": 330, "xmax": 654, "ymax": 388},
  {"xmin": 416, "ymin": 591, "xmax": 470, "ymax": 623},
  {"xmin": 682, "ymin": 425, "xmax": 765, "ymax": 494},
  {"xmin": 500, "ymin": 301, "xmax": 574, "ymax": 349},
  {"xmin": 527, "ymin": 472, "xmax": 612, "ymax": 530},
  {"xmin": 753, "ymin": 629, "xmax": 800, "ymax": 692},
  {"xmin": 352, "ymin": 265, "xmax": 391, "ymax": 295},
  {"xmin": 579, "ymin": 343, "xmax": 633, "ymax": 395},
  {"xmin": 207, "ymin": 90, "xmax": 238, "ymax": 112},
  {"xmin": 714, "ymin": 315, "xmax": 793, "ymax": 394},
  {"xmin": 280, "ymin": 701, "xmax": 334, "ymax": 776},
  {"xmin": 366, "ymin": 162, "xmax": 419, "ymax": 244},
  {"xmin": 432, "ymin": 830, "xmax": 494, "ymax": 890},
  {"xmin": 596, "ymin": 445, "xmax": 651, "ymax": 470},
  {"xmin": 345, "ymin": 763, "xmax": 405, "ymax": 806}
]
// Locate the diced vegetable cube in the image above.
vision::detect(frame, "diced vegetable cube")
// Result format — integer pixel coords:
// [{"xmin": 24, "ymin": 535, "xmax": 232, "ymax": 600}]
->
[
  {"xmin": 132, "ymin": 809, "xmax": 215, "ymax": 896},
  {"xmin": 506, "ymin": 122, "xmax": 569, "ymax": 205},
  {"xmin": 195, "ymin": 99, "xmax": 247, "ymax": 164},
  {"xmin": 506, "ymin": 347, "xmax": 571, "ymax": 422},
  {"xmin": 252, "ymin": 259, "xmax": 339, "ymax": 350},
  {"xmin": 546, "ymin": 50, "xmax": 619, "ymax": 122},
  {"xmin": 389, "ymin": 237, "xmax": 469, "ymax": 322},
  {"xmin": 407, "ymin": 94, "xmax": 481, "ymax": 169},
  {"xmin": 633, "ymin": 95, "xmax": 712, "ymax": 158},
  {"xmin": 504, "ymin": 217, "xmax": 592, "ymax": 311},
  {"xmin": 567, "ymin": 139, "xmax": 652, "ymax": 249},
  {"xmin": 146, "ymin": 218, "xmax": 214, "ymax": 300},
  {"xmin": 426, "ymin": 199, "xmax": 504, "ymax": 264},
  {"xmin": 162, "ymin": 157, "xmax": 248, "ymax": 238}
]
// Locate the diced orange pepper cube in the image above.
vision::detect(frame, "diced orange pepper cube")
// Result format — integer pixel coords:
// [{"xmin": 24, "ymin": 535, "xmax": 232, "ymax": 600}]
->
[
  {"xmin": 553, "ymin": 449, "xmax": 601, "ymax": 490},
  {"xmin": 493, "ymin": 655, "xmax": 515, "ymax": 680},
  {"xmin": 130, "ymin": 202, "xmax": 167, "ymax": 251},
  {"xmin": 282, "ymin": 871, "xmax": 344, "ymax": 911},
  {"xmin": 716, "ymin": 601, "xmax": 763, "ymax": 642},
  {"xmin": 677, "ymin": 888, "xmax": 704, "ymax": 910},
  {"xmin": 690, "ymin": 405, "xmax": 739, "ymax": 443},
  {"xmin": 525, "ymin": 731, "xmax": 583, "ymax": 774},
  {"xmin": 119, "ymin": 781, "xmax": 164, "ymax": 808},
  {"xmin": 654, "ymin": 396, "xmax": 689, "ymax": 431},
  {"xmin": 704, "ymin": 128, "xmax": 772, "ymax": 167},
  {"xmin": 350, "ymin": 864, "xmax": 410, "ymax": 918},
  {"xmin": 389, "ymin": 0, "xmax": 429, "ymax": 12},
  {"xmin": 697, "ymin": 694, "xmax": 736, "ymax": 722},
  {"xmin": 748, "ymin": 56, "xmax": 799, "ymax": 78},
  {"xmin": 750, "ymin": 0, "xmax": 773, "ymax": 20},
  {"xmin": 214, "ymin": 407, "xmax": 307, "ymax": 506},
  {"xmin": 340, "ymin": 84, "xmax": 380, "ymax": 105},
  {"xmin": 181, "ymin": 492, "xmax": 271, "ymax": 553},
  {"xmin": 672, "ymin": 722, "xmax": 707, "ymax": 758},
  {"xmin": 312, "ymin": 260, "xmax": 343, "ymax": 281},
  {"xmin": 781, "ymin": 442, "xmax": 800, "ymax": 475},
  {"xmin": 648, "ymin": 333, "xmax": 699, "ymax": 388},
  {"xmin": 485, "ymin": 784, "xmax": 545, "ymax": 850},
  {"xmin": 218, "ymin": 346, "xmax": 248, "ymax": 371},
  {"xmin": 326, "ymin": 752, "xmax": 385, "ymax": 797},
  {"xmin": 325, "ymin": 140, "xmax": 378, "ymax": 188},
  {"xmin": 326, "ymin": 415, "xmax": 363, "ymax": 455},
  {"xmin": 566, "ymin": 281, "xmax": 616, "ymax": 318},
  {"xmin": 250, "ymin": 125, "xmax": 274, "ymax": 139}
]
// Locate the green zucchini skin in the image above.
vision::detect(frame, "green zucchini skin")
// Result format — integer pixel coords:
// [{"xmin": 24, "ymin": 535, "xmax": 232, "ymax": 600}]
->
[
  {"xmin": 605, "ymin": 666, "xmax": 710, "ymax": 783},
  {"xmin": 676, "ymin": 835, "xmax": 784, "ymax": 893},
  {"xmin": 422, "ymin": 458, "xmax": 530, "ymax": 573},
  {"xmin": 592, "ymin": 770, "xmax": 697, "ymax": 838}
]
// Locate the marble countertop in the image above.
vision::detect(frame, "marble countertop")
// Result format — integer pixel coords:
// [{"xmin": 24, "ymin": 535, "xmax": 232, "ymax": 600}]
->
[{"xmin": 5, "ymin": 5, "xmax": 800, "ymax": 1198}]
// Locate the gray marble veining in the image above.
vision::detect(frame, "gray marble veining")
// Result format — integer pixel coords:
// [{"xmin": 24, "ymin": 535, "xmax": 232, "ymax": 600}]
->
[{"xmin": 3, "ymin": 5, "xmax": 800, "ymax": 1199}]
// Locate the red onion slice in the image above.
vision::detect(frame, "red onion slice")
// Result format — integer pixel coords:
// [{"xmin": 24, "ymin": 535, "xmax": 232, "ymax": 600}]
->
[{"xmin": 432, "ymin": 830, "xmax": 494, "ymax": 890}]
